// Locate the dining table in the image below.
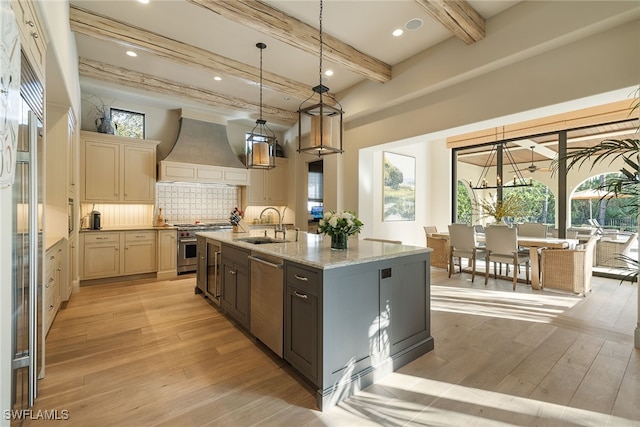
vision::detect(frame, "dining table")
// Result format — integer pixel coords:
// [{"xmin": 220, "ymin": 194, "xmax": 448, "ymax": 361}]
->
[{"xmin": 431, "ymin": 232, "xmax": 578, "ymax": 290}]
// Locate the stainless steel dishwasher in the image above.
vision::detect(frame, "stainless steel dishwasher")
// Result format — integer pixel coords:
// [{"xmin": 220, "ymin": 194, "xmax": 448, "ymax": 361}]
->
[{"xmin": 249, "ymin": 252, "xmax": 284, "ymax": 357}]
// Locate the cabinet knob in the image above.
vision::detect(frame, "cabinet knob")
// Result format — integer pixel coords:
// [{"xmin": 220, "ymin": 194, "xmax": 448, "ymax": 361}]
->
[
  {"xmin": 294, "ymin": 291, "xmax": 308, "ymax": 300},
  {"xmin": 49, "ymin": 305, "xmax": 54, "ymax": 311},
  {"xmin": 229, "ymin": 270, "xmax": 236, "ymax": 275},
  {"xmin": 32, "ymin": 32, "xmax": 39, "ymax": 39},
  {"xmin": 26, "ymin": 20, "xmax": 35, "ymax": 27},
  {"xmin": 294, "ymin": 274, "xmax": 308, "ymax": 282}
]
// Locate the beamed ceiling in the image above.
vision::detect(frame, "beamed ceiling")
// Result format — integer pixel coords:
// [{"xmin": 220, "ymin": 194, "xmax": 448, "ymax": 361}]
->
[{"xmin": 69, "ymin": 0, "xmax": 518, "ymax": 128}]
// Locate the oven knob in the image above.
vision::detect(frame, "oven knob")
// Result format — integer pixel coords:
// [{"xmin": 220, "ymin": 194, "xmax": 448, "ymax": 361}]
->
[{"xmin": 180, "ymin": 232, "xmax": 185, "ymax": 237}]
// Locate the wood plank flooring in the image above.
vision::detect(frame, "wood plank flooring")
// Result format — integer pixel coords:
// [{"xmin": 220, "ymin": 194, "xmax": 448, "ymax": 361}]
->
[{"xmin": 21, "ymin": 268, "xmax": 639, "ymax": 426}]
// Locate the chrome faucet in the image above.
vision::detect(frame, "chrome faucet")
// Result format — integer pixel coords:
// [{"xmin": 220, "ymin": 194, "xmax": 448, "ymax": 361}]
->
[{"xmin": 259, "ymin": 207, "xmax": 286, "ymax": 239}]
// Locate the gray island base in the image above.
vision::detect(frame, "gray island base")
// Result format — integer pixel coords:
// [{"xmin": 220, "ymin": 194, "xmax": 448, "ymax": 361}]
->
[{"xmin": 197, "ymin": 231, "xmax": 434, "ymax": 410}]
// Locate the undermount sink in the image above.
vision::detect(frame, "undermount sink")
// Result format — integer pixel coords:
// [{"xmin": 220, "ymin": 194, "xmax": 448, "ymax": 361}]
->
[{"xmin": 237, "ymin": 236, "xmax": 287, "ymax": 245}]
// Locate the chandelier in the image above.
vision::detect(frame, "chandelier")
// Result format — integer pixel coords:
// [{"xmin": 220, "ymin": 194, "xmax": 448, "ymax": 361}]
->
[
  {"xmin": 297, "ymin": 0, "xmax": 344, "ymax": 156},
  {"xmin": 246, "ymin": 42, "xmax": 276, "ymax": 169},
  {"xmin": 470, "ymin": 142, "xmax": 532, "ymax": 190}
]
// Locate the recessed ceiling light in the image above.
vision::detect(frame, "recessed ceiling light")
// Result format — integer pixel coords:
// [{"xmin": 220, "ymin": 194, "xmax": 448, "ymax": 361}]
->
[
  {"xmin": 324, "ymin": 70, "xmax": 334, "ymax": 77},
  {"xmin": 213, "ymin": 76, "xmax": 222, "ymax": 81},
  {"xmin": 126, "ymin": 50, "xmax": 137, "ymax": 57},
  {"xmin": 138, "ymin": 0, "xmax": 149, "ymax": 4},
  {"xmin": 392, "ymin": 28, "xmax": 404, "ymax": 37},
  {"xmin": 405, "ymin": 18, "xmax": 423, "ymax": 31}
]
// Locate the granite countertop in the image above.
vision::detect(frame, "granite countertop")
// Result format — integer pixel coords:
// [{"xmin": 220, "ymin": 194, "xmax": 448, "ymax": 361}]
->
[
  {"xmin": 196, "ymin": 230, "xmax": 430, "ymax": 270},
  {"xmin": 79, "ymin": 225, "xmax": 177, "ymax": 232}
]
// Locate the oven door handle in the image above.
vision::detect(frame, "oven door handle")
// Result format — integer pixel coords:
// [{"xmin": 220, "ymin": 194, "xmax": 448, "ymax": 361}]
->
[{"xmin": 180, "ymin": 238, "xmax": 197, "ymax": 244}]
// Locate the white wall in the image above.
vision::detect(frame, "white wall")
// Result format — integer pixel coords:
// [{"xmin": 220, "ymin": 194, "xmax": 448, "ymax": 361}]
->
[{"xmin": 338, "ymin": 16, "xmax": 639, "ymax": 247}]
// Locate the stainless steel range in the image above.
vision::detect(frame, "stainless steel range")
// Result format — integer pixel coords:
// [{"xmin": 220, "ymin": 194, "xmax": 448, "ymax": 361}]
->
[{"xmin": 175, "ymin": 222, "xmax": 232, "ymax": 274}]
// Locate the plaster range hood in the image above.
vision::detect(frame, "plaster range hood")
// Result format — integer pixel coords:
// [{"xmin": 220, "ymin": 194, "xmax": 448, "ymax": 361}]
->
[{"xmin": 158, "ymin": 116, "xmax": 249, "ymax": 185}]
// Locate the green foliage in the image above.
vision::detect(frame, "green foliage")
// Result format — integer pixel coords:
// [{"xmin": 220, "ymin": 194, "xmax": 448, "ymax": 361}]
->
[
  {"xmin": 504, "ymin": 181, "xmax": 555, "ymax": 224},
  {"xmin": 384, "ymin": 159, "xmax": 403, "ymax": 190},
  {"xmin": 456, "ymin": 181, "xmax": 473, "ymax": 224},
  {"xmin": 112, "ymin": 109, "xmax": 145, "ymax": 139}
]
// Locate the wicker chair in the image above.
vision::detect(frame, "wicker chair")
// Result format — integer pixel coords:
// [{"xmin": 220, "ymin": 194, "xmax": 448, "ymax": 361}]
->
[
  {"xmin": 541, "ymin": 236, "xmax": 598, "ymax": 295},
  {"xmin": 595, "ymin": 233, "xmax": 638, "ymax": 268}
]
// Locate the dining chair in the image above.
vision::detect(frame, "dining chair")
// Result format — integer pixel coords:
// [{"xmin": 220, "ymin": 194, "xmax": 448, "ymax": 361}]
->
[
  {"xmin": 517, "ymin": 222, "xmax": 548, "ymax": 238},
  {"xmin": 448, "ymin": 224, "xmax": 484, "ymax": 282},
  {"xmin": 423, "ymin": 225, "xmax": 438, "ymax": 236},
  {"xmin": 484, "ymin": 225, "xmax": 530, "ymax": 290}
]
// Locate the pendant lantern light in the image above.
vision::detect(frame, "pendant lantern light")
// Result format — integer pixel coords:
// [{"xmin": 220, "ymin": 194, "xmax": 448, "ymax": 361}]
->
[
  {"xmin": 246, "ymin": 42, "xmax": 276, "ymax": 169},
  {"xmin": 297, "ymin": 0, "xmax": 344, "ymax": 156}
]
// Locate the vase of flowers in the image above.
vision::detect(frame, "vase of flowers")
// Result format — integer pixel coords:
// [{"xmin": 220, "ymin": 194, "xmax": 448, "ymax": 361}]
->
[
  {"xmin": 478, "ymin": 193, "xmax": 526, "ymax": 224},
  {"xmin": 318, "ymin": 210, "xmax": 363, "ymax": 250}
]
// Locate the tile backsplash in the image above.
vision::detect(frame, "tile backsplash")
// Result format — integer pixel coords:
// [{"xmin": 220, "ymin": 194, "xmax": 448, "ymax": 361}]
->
[{"xmin": 156, "ymin": 182, "xmax": 240, "ymax": 223}]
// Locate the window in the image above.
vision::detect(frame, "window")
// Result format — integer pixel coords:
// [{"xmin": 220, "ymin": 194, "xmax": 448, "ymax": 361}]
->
[
  {"xmin": 111, "ymin": 108, "xmax": 145, "ymax": 139},
  {"xmin": 308, "ymin": 160, "xmax": 323, "ymax": 213}
]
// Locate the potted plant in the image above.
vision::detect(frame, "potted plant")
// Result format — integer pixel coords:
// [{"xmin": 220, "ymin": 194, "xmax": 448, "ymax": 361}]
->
[
  {"xmin": 84, "ymin": 95, "xmax": 116, "ymax": 134},
  {"xmin": 477, "ymin": 193, "xmax": 527, "ymax": 224},
  {"xmin": 318, "ymin": 210, "xmax": 363, "ymax": 250}
]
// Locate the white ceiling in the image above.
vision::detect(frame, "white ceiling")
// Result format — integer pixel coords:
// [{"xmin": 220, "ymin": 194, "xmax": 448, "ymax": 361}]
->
[{"xmin": 70, "ymin": 0, "xmax": 520, "ymax": 128}]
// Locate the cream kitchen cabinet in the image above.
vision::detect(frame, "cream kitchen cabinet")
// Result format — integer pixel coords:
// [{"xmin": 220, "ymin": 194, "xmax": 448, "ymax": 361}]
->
[
  {"xmin": 81, "ymin": 131, "xmax": 159, "ymax": 203},
  {"xmin": 80, "ymin": 230, "xmax": 160, "ymax": 280},
  {"xmin": 80, "ymin": 232, "xmax": 121, "ymax": 279},
  {"xmin": 157, "ymin": 229, "xmax": 177, "ymax": 279},
  {"xmin": 44, "ymin": 240, "xmax": 66, "ymax": 335},
  {"xmin": 68, "ymin": 110, "xmax": 77, "ymax": 197},
  {"xmin": 11, "ymin": 0, "xmax": 47, "ymax": 81},
  {"xmin": 123, "ymin": 231, "xmax": 157, "ymax": 275},
  {"xmin": 246, "ymin": 157, "xmax": 288, "ymax": 206}
]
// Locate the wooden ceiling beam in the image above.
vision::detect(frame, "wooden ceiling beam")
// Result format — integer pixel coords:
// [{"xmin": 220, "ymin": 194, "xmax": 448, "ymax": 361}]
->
[
  {"xmin": 78, "ymin": 58, "xmax": 298, "ymax": 126},
  {"xmin": 186, "ymin": 0, "xmax": 392, "ymax": 84},
  {"xmin": 414, "ymin": 0, "xmax": 485, "ymax": 45},
  {"xmin": 69, "ymin": 5, "xmax": 319, "ymax": 103}
]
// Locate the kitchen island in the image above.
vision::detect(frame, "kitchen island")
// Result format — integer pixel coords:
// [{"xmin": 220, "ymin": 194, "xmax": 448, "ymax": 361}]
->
[{"xmin": 196, "ymin": 230, "xmax": 433, "ymax": 410}]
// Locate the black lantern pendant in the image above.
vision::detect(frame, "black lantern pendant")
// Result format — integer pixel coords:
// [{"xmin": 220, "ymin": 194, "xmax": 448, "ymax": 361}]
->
[
  {"xmin": 246, "ymin": 42, "xmax": 277, "ymax": 169},
  {"xmin": 297, "ymin": 0, "xmax": 344, "ymax": 156}
]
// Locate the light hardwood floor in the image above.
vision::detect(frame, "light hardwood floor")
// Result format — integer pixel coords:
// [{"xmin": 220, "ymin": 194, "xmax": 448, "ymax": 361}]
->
[{"xmin": 23, "ymin": 268, "xmax": 639, "ymax": 426}]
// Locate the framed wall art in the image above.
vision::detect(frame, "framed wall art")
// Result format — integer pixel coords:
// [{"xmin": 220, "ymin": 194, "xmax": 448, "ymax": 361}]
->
[{"xmin": 383, "ymin": 152, "xmax": 415, "ymax": 221}]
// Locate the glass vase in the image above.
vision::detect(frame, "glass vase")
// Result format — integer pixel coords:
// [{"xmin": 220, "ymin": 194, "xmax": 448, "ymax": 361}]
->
[{"xmin": 330, "ymin": 233, "xmax": 348, "ymax": 250}]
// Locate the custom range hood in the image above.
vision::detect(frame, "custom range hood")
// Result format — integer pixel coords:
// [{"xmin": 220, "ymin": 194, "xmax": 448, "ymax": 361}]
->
[{"xmin": 158, "ymin": 115, "xmax": 249, "ymax": 185}]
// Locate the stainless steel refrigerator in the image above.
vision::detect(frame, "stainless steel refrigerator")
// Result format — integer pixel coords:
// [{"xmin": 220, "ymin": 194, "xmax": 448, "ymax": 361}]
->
[{"xmin": 11, "ymin": 52, "xmax": 44, "ymax": 411}]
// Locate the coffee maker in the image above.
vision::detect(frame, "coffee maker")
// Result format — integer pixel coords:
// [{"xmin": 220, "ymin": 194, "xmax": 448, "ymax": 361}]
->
[{"xmin": 90, "ymin": 210, "xmax": 101, "ymax": 230}]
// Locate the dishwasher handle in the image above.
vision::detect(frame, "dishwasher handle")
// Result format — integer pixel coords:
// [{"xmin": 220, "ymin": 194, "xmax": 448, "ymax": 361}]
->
[{"xmin": 248, "ymin": 255, "xmax": 283, "ymax": 269}]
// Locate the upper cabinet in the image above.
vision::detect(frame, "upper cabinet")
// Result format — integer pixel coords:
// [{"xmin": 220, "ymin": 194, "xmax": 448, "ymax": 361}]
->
[
  {"xmin": 81, "ymin": 131, "xmax": 159, "ymax": 203},
  {"xmin": 246, "ymin": 157, "xmax": 288, "ymax": 206},
  {"xmin": 11, "ymin": 0, "xmax": 47, "ymax": 80}
]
